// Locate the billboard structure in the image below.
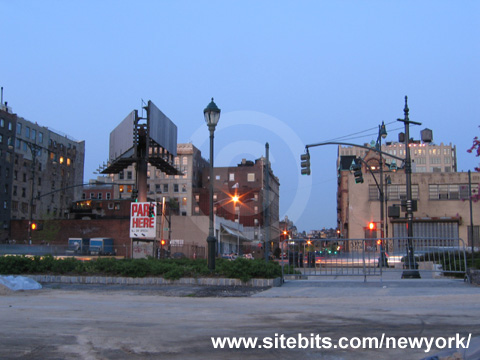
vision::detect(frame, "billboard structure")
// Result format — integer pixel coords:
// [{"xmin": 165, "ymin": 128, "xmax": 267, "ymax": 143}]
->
[
  {"xmin": 102, "ymin": 100, "xmax": 180, "ymax": 180},
  {"xmin": 101, "ymin": 100, "xmax": 181, "ymax": 258}
]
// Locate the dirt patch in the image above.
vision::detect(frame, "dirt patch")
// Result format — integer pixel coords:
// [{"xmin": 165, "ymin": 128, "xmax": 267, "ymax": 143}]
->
[
  {"xmin": 40, "ymin": 283, "xmax": 270, "ymax": 297},
  {"xmin": 0, "ymin": 283, "xmax": 13, "ymax": 296}
]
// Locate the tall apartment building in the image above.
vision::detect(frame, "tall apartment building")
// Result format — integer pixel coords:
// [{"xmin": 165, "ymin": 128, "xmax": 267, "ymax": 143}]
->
[
  {"xmin": 0, "ymin": 103, "xmax": 15, "ymax": 241},
  {"xmin": 338, "ymin": 128, "xmax": 457, "ymax": 173},
  {"xmin": 0, "ymin": 103, "xmax": 85, "ymax": 241}
]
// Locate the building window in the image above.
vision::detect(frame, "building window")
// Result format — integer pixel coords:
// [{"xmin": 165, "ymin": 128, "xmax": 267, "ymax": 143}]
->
[
  {"xmin": 182, "ymin": 184, "xmax": 187, "ymax": 192},
  {"xmin": 247, "ymin": 173, "xmax": 255, "ymax": 182},
  {"xmin": 119, "ymin": 171, "xmax": 124, "ymax": 180},
  {"xmin": 385, "ymin": 185, "xmax": 419, "ymax": 200},
  {"xmin": 163, "ymin": 184, "xmax": 168, "ymax": 193},
  {"xmin": 194, "ymin": 206, "xmax": 200, "ymax": 214},
  {"xmin": 16, "ymin": 123, "xmax": 22, "ymax": 135},
  {"xmin": 25, "ymin": 126, "xmax": 30, "ymax": 138},
  {"xmin": 182, "ymin": 157, "xmax": 188, "ymax": 165},
  {"xmin": 106, "ymin": 192, "xmax": 111, "ymax": 200},
  {"xmin": 429, "ymin": 184, "xmax": 478, "ymax": 200},
  {"xmin": 98, "ymin": 193, "xmax": 102, "ymax": 200},
  {"xmin": 229, "ymin": 173, "xmax": 235, "ymax": 181},
  {"xmin": 174, "ymin": 184, "xmax": 179, "ymax": 193},
  {"xmin": 127, "ymin": 171, "xmax": 132, "ymax": 180},
  {"xmin": 182, "ymin": 197, "xmax": 187, "ymax": 206},
  {"xmin": 90, "ymin": 193, "xmax": 95, "ymax": 199},
  {"xmin": 82, "ymin": 193, "xmax": 86, "ymax": 200}
]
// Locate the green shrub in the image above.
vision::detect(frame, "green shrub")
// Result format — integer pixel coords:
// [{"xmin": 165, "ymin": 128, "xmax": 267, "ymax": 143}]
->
[
  {"xmin": 0, "ymin": 255, "xmax": 285, "ymax": 280},
  {"xmin": 0, "ymin": 256, "xmax": 33, "ymax": 274}
]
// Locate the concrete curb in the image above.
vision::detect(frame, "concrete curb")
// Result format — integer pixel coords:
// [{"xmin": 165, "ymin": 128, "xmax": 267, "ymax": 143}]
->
[{"xmin": 27, "ymin": 275, "xmax": 283, "ymax": 287}]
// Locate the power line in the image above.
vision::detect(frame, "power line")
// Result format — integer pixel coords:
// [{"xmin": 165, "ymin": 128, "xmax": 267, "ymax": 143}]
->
[{"xmin": 323, "ymin": 122, "xmax": 407, "ymax": 144}]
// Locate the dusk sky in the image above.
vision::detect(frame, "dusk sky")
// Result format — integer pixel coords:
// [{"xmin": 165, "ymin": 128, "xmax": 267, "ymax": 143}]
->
[{"xmin": 1, "ymin": 0, "xmax": 479, "ymax": 232}]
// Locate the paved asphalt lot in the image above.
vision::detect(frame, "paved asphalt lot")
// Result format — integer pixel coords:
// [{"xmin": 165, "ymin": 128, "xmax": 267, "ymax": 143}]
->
[{"xmin": 1, "ymin": 274, "xmax": 479, "ymax": 360}]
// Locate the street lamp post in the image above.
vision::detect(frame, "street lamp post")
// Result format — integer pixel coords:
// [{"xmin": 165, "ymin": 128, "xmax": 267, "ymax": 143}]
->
[
  {"xmin": 376, "ymin": 122, "xmax": 387, "ymax": 239},
  {"xmin": 398, "ymin": 96, "xmax": 421, "ymax": 279},
  {"xmin": 26, "ymin": 142, "xmax": 42, "ymax": 244},
  {"xmin": 204, "ymin": 98, "xmax": 221, "ymax": 271},
  {"xmin": 9, "ymin": 140, "xmax": 44, "ymax": 244}
]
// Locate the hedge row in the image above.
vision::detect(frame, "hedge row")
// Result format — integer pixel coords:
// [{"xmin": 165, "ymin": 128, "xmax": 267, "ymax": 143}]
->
[{"xmin": 0, "ymin": 255, "xmax": 296, "ymax": 282}]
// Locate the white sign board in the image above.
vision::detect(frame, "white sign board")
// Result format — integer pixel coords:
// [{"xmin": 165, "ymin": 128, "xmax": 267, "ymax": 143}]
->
[
  {"xmin": 132, "ymin": 240, "xmax": 154, "ymax": 259},
  {"xmin": 130, "ymin": 202, "xmax": 156, "ymax": 238},
  {"xmin": 170, "ymin": 239, "xmax": 184, "ymax": 246}
]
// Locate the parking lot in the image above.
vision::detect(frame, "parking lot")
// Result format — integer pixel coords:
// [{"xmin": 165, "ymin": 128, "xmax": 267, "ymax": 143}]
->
[{"xmin": 1, "ymin": 275, "xmax": 479, "ymax": 359}]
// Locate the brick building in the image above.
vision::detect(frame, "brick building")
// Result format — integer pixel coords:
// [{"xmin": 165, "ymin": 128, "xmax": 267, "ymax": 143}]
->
[{"xmin": 195, "ymin": 157, "xmax": 280, "ymax": 254}]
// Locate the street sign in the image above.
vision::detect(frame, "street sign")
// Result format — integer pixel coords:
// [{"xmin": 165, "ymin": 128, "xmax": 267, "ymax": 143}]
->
[{"xmin": 130, "ymin": 202, "xmax": 156, "ymax": 238}]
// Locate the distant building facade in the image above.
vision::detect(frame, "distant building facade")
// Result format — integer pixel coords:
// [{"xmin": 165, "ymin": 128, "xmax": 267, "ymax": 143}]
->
[
  {"xmin": 337, "ymin": 148, "xmax": 479, "ymax": 245},
  {"xmin": 0, "ymin": 104, "xmax": 85, "ymax": 241},
  {"xmin": 195, "ymin": 158, "xmax": 281, "ymax": 254},
  {"xmin": 338, "ymin": 128, "xmax": 457, "ymax": 174},
  {"xmin": 0, "ymin": 104, "xmax": 16, "ymax": 240}
]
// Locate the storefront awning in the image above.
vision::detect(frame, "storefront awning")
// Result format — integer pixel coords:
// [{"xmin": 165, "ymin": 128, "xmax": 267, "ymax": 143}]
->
[{"xmin": 221, "ymin": 225, "xmax": 250, "ymax": 242}]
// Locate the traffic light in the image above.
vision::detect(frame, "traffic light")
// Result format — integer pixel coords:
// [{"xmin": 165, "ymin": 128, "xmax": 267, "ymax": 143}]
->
[
  {"xmin": 351, "ymin": 160, "xmax": 364, "ymax": 184},
  {"xmin": 376, "ymin": 239, "xmax": 382, "ymax": 246},
  {"xmin": 148, "ymin": 203, "xmax": 155, "ymax": 217},
  {"xmin": 160, "ymin": 239, "xmax": 167, "ymax": 247},
  {"xmin": 131, "ymin": 189, "xmax": 138, "ymax": 201},
  {"xmin": 300, "ymin": 152, "xmax": 311, "ymax": 176},
  {"xmin": 368, "ymin": 222, "xmax": 376, "ymax": 231}
]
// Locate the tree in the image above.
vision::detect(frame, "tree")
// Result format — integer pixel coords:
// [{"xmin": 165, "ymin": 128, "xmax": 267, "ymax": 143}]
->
[
  {"xmin": 467, "ymin": 129, "xmax": 480, "ymax": 172},
  {"xmin": 467, "ymin": 130, "xmax": 480, "ymax": 202}
]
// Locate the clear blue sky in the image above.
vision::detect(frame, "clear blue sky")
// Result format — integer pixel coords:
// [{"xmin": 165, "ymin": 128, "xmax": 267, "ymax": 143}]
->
[{"xmin": 1, "ymin": 0, "xmax": 479, "ymax": 232}]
